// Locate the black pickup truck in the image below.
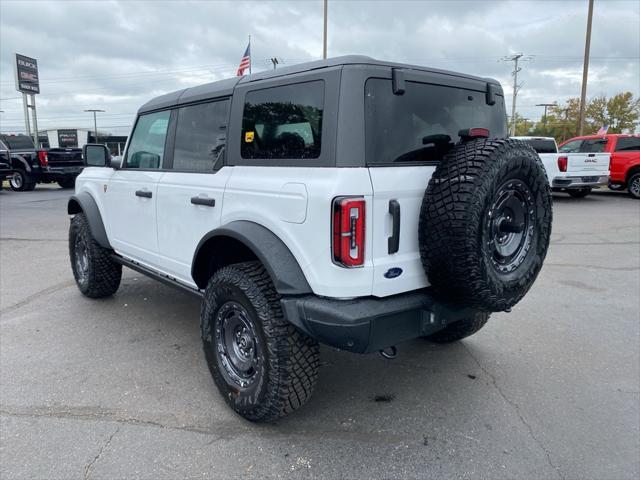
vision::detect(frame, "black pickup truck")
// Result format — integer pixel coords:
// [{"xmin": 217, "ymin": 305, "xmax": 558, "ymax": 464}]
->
[{"xmin": 0, "ymin": 134, "xmax": 84, "ymax": 191}]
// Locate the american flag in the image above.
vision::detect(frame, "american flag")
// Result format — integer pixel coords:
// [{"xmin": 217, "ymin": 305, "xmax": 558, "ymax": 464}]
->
[
  {"xmin": 236, "ymin": 42, "xmax": 251, "ymax": 76},
  {"xmin": 596, "ymin": 125, "xmax": 609, "ymax": 135}
]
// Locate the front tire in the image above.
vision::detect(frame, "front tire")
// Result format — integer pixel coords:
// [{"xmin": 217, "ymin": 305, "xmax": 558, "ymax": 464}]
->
[
  {"xmin": 69, "ymin": 213, "xmax": 122, "ymax": 298},
  {"xmin": 567, "ymin": 187, "xmax": 591, "ymax": 198},
  {"xmin": 628, "ymin": 173, "xmax": 640, "ymax": 199},
  {"xmin": 9, "ymin": 169, "xmax": 36, "ymax": 191},
  {"xmin": 200, "ymin": 261, "xmax": 319, "ymax": 422},
  {"xmin": 426, "ymin": 312, "xmax": 490, "ymax": 343}
]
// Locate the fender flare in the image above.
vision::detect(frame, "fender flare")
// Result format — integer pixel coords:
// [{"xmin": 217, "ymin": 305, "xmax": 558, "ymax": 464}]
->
[
  {"xmin": 192, "ymin": 221, "xmax": 312, "ymax": 295},
  {"xmin": 12, "ymin": 155, "xmax": 32, "ymax": 173},
  {"xmin": 67, "ymin": 192, "xmax": 112, "ymax": 249}
]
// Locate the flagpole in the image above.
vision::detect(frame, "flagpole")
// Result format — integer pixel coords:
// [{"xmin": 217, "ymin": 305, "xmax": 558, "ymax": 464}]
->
[{"xmin": 248, "ymin": 34, "xmax": 252, "ymax": 74}]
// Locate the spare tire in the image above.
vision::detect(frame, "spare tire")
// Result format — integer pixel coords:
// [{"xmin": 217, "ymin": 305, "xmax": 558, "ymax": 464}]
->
[{"xmin": 419, "ymin": 138, "xmax": 552, "ymax": 312}]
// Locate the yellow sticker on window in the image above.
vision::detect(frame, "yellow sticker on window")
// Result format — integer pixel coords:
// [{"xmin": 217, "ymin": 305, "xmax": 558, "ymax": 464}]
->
[{"xmin": 245, "ymin": 131, "xmax": 254, "ymax": 143}]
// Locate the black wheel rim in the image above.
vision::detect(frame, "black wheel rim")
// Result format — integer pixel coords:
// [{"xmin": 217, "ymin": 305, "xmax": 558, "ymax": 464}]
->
[
  {"xmin": 74, "ymin": 234, "xmax": 89, "ymax": 284},
  {"xmin": 10, "ymin": 172, "xmax": 23, "ymax": 189},
  {"xmin": 630, "ymin": 176, "xmax": 640, "ymax": 197},
  {"xmin": 214, "ymin": 301, "xmax": 262, "ymax": 389},
  {"xmin": 485, "ymin": 179, "xmax": 535, "ymax": 274}
]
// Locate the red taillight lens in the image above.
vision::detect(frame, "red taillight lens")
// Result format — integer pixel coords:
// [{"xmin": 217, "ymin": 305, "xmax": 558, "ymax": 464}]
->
[
  {"xmin": 558, "ymin": 156, "xmax": 568, "ymax": 172},
  {"xmin": 332, "ymin": 197, "xmax": 365, "ymax": 267},
  {"xmin": 37, "ymin": 150, "xmax": 48, "ymax": 166}
]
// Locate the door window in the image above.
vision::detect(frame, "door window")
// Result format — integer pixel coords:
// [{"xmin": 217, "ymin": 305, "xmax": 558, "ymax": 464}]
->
[
  {"xmin": 559, "ymin": 140, "xmax": 583, "ymax": 153},
  {"xmin": 241, "ymin": 81, "xmax": 324, "ymax": 160},
  {"xmin": 614, "ymin": 137, "xmax": 640, "ymax": 152},
  {"xmin": 173, "ymin": 99, "xmax": 230, "ymax": 172},
  {"xmin": 125, "ymin": 110, "xmax": 170, "ymax": 169}
]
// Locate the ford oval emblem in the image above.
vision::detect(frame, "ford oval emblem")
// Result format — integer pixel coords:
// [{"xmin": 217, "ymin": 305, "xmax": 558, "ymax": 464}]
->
[{"xmin": 384, "ymin": 267, "xmax": 403, "ymax": 279}]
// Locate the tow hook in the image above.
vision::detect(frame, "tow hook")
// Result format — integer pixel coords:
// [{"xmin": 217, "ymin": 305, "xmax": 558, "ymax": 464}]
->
[{"xmin": 379, "ymin": 346, "xmax": 398, "ymax": 360}]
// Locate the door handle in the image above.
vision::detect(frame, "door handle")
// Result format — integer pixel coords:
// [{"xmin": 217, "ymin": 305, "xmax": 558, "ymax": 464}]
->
[
  {"xmin": 135, "ymin": 189, "xmax": 152, "ymax": 198},
  {"xmin": 190, "ymin": 196, "xmax": 216, "ymax": 207},
  {"xmin": 388, "ymin": 199, "xmax": 400, "ymax": 254}
]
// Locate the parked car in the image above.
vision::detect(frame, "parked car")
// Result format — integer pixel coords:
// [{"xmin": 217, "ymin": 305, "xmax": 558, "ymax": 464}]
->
[
  {"xmin": 68, "ymin": 56, "xmax": 552, "ymax": 422},
  {"xmin": 0, "ymin": 159, "xmax": 14, "ymax": 190},
  {"xmin": 0, "ymin": 134, "xmax": 84, "ymax": 191},
  {"xmin": 513, "ymin": 136, "xmax": 610, "ymax": 198},
  {"xmin": 559, "ymin": 134, "xmax": 640, "ymax": 199}
]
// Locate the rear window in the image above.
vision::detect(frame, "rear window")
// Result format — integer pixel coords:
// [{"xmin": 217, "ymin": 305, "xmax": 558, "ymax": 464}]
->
[
  {"xmin": 519, "ymin": 138, "xmax": 557, "ymax": 154},
  {"xmin": 560, "ymin": 138, "xmax": 607, "ymax": 153},
  {"xmin": 1, "ymin": 135, "xmax": 34, "ymax": 150},
  {"xmin": 241, "ymin": 80, "xmax": 324, "ymax": 160},
  {"xmin": 365, "ymin": 79, "xmax": 507, "ymax": 165}
]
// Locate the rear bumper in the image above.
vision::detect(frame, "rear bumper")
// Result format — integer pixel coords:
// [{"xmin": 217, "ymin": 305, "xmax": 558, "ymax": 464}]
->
[
  {"xmin": 40, "ymin": 165, "xmax": 83, "ymax": 181},
  {"xmin": 552, "ymin": 175, "xmax": 609, "ymax": 189},
  {"xmin": 281, "ymin": 290, "xmax": 478, "ymax": 353}
]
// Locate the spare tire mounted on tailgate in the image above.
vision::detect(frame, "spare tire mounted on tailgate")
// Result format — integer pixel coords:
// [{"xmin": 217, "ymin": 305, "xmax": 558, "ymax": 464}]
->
[{"xmin": 419, "ymin": 138, "xmax": 552, "ymax": 312}]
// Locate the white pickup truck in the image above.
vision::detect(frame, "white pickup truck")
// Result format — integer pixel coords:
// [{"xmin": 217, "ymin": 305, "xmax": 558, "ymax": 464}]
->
[{"xmin": 513, "ymin": 136, "xmax": 610, "ymax": 198}]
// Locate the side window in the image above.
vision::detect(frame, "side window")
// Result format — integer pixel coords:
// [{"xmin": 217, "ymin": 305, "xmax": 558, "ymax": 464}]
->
[
  {"xmin": 241, "ymin": 80, "xmax": 324, "ymax": 159},
  {"xmin": 559, "ymin": 140, "xmax": 583, "ymax": 153},
  {"xmin": 615, "ymin": 137, "xmax": 640, "ymax": 152},
  {"xmin": 173, "ymin": 99, "xmax": 230, "ymax": 172},
  {"xmin": 581, "ymin": 139, "xmax": 607, "ymax": 153},
  {"xmin": 125, "ymin": 110, "xmax": 170, "ymax": 169}
]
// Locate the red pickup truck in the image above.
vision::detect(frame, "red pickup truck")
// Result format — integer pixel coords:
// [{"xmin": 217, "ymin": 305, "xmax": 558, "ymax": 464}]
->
[{"xmin": 559, "ymin": 134, "xmax": 640, "ymax": 199}]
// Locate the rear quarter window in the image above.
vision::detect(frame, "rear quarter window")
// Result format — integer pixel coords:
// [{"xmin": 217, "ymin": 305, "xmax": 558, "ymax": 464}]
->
[
  {"xmin": 365, "ymin": 79, "xmax": 507, "ymax": 165},
  {"xmin": 240, "ymin": 80, "xmax": 324, "ymax": 160}
]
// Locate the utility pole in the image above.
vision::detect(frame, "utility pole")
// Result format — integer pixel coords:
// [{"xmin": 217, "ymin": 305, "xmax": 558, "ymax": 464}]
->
[
  {"xmin": 577, "ymin": 0, "xmax": 594, "ymax": 136},
  {"xmin": 85, "ymin": 109, "xmax": 105, "ymax": 144},
  {"xmin": 270, "ymin": 57, "xmax": 280, "ymax": 70},
  {"xmin": 323, "ymin": 0, "xmax": 328, "ymax": 59},
  {"xmin": 536, "ymin": 103, "xmax": 557, "ymax": 126},
  {"xmin": 502, "ymin": 53, "xmax": 527, "ymax": 137}
]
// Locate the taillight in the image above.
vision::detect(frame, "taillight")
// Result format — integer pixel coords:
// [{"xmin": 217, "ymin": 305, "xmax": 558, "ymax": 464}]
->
[
  {"xmin": 558, "ymin": 156, "xmax": 568, "ymax": 172},
  {"xmin": 332, "ymin": 197, "xmax": 365, "ymax": 267},
  {"xmin": 37, "ymin": 150, "xmax": 48, "ymax": 167}
]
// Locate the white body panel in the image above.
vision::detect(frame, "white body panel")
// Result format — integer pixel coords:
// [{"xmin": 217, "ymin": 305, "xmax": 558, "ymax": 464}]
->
[
  {"xmin": 538, "ymin": 152, "xmax": 610, "ymax": 186},
  {"xmin": 368, "ymin": 166, "xmax": 431, "ymax": 297},
  {"xmin": 222, "ymin": 166, "xmax": 375, "ymax": 298}
]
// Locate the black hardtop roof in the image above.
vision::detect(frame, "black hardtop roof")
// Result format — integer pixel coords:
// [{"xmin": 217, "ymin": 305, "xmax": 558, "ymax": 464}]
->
[{"xmin": 138, "ymin": 55, "xmax": 501, "ymax": 114}]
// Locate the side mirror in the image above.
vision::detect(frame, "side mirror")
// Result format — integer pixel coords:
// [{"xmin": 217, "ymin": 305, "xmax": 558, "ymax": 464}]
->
[
  {"xmin": 110, "ymin": 156, "xmax": 122, "ymax": 169},
  {"xmin": 83, "ymin": 144, "xmax": 111, "ymax": 167}
]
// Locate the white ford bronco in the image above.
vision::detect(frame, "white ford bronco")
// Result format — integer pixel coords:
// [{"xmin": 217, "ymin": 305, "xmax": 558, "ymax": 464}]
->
[{"xmin": 69, "ymin": 56, "xmax": 552, "ymax": 422}]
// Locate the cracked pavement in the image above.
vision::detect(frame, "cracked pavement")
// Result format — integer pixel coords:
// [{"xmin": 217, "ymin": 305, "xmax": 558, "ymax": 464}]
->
[{"xmin": 1, "ymin": 185, "xmax": 639, "ymax": 479}]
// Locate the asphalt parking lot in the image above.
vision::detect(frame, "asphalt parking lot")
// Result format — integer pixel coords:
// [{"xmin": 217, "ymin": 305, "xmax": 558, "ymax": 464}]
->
[{"xmin": 0, "ymin": 184, "xmax": 638, "ymax": 479}]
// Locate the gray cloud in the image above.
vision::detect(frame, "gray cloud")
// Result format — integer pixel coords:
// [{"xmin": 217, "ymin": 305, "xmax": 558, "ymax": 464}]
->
[{"xmin": 1, "ymin": 0, "xmax": 638, "ymax": 135}]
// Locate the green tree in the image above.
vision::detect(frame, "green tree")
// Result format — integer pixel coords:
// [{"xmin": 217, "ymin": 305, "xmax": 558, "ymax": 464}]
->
[
  {"xmin": 601, "ymin": 92, "xmax": 640, "ymax": 133},
  {"xmin": 508, "ymin": 113, "xmax": 537, "ymax": 136}
]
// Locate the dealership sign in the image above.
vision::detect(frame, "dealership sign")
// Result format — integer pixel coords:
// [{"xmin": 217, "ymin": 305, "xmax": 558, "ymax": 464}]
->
[{"xmin": 14, "ymin": 53, "xmax": 40, "ymax": 94}]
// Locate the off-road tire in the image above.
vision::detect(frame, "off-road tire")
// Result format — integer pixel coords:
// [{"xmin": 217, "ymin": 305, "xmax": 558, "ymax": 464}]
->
[
  {"xmin": 9, "ymin": 169, "xmax": 36, "ymax": 191},
  {"xmin": 627, "ymin": 172, "xmax": 640, "ymax": 199},
  {"xmin": 567, "ymin": 187, "xmax": 591, "ymax": 198},
  {"xmin": 426, "ymin": 312, "xmax": 490, "ymax": 343},
  {"xmin": 58, "ymin": 178, "xmax": 76, "ymax": 189},
  {"xmin": 419, "ymin": 138, "xmax": 552, "ymax": 312},
  {"xmin": 200, "ymin": 261, "xmax": 319, "ymax": 422},
  {"xmin": 69, "ymin": 213, "xmax": 122, "ymax": 298}
]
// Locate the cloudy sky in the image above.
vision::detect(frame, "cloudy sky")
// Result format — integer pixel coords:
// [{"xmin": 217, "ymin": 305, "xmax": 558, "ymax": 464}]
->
[{"xmin": 1, "ymin": 0, "xmax": 638, "ymax": 136}]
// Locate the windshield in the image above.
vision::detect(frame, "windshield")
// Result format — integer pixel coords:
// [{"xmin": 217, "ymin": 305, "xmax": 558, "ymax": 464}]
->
[
  {"xmin": 365, "ymin": 79, "xmax": 507, "ymax": 165},
  {"xmin": 1, "ymin": 135, "xmax": 34, "ymax": 150},
  {"xmin": 519, "ymin": 138, "xmax": 557, "ymax": 154}
]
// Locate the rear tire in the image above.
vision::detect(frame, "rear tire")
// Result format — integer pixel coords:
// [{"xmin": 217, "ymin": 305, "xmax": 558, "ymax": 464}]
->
[
  {"xmin": 419, "ymin": 138, "xmax": 552, "ymax": 312},
  {"xmin": 426, "ymin": 312, "xmax": 490, "ymax": 343},
  {"xmin": 58, "ymin": 178, "xmax": 76, "ymax": 189},
  {"xmin": 628, "ymin": 173, "xmax": 640, "ymax": 199},
  {"xmin": 69, "ymin": 213, "xmax": 122, "ymax": 298},
  {"xmin": 200, "ymin": 261, "xmax": 319, "ymax": 422},
  {"xmin": 9, "ymin": 169, "xmax": 36, "ymax": 191},
  {"xmin": 567, "ymin": 187, "xmax": 591, "ymax": 198}
]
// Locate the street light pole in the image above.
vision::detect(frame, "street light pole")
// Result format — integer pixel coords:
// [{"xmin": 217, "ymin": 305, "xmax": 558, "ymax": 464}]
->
[
  {"xmin": 323, "ymin": 0, "xmax": 328, "ymax": 59},
  {"xmin": 84, "ymin": 109, "xmax": 104, "ymax": 144},
  {"xmin": 578, "ymin": 0, "xmax": 594, "ymax": 136}
]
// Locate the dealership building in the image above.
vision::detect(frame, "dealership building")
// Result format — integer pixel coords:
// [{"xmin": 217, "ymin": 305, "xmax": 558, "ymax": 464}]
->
[{"xmin": 37, "ymin": 128, "xmax": 128, "ymax": 155}]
